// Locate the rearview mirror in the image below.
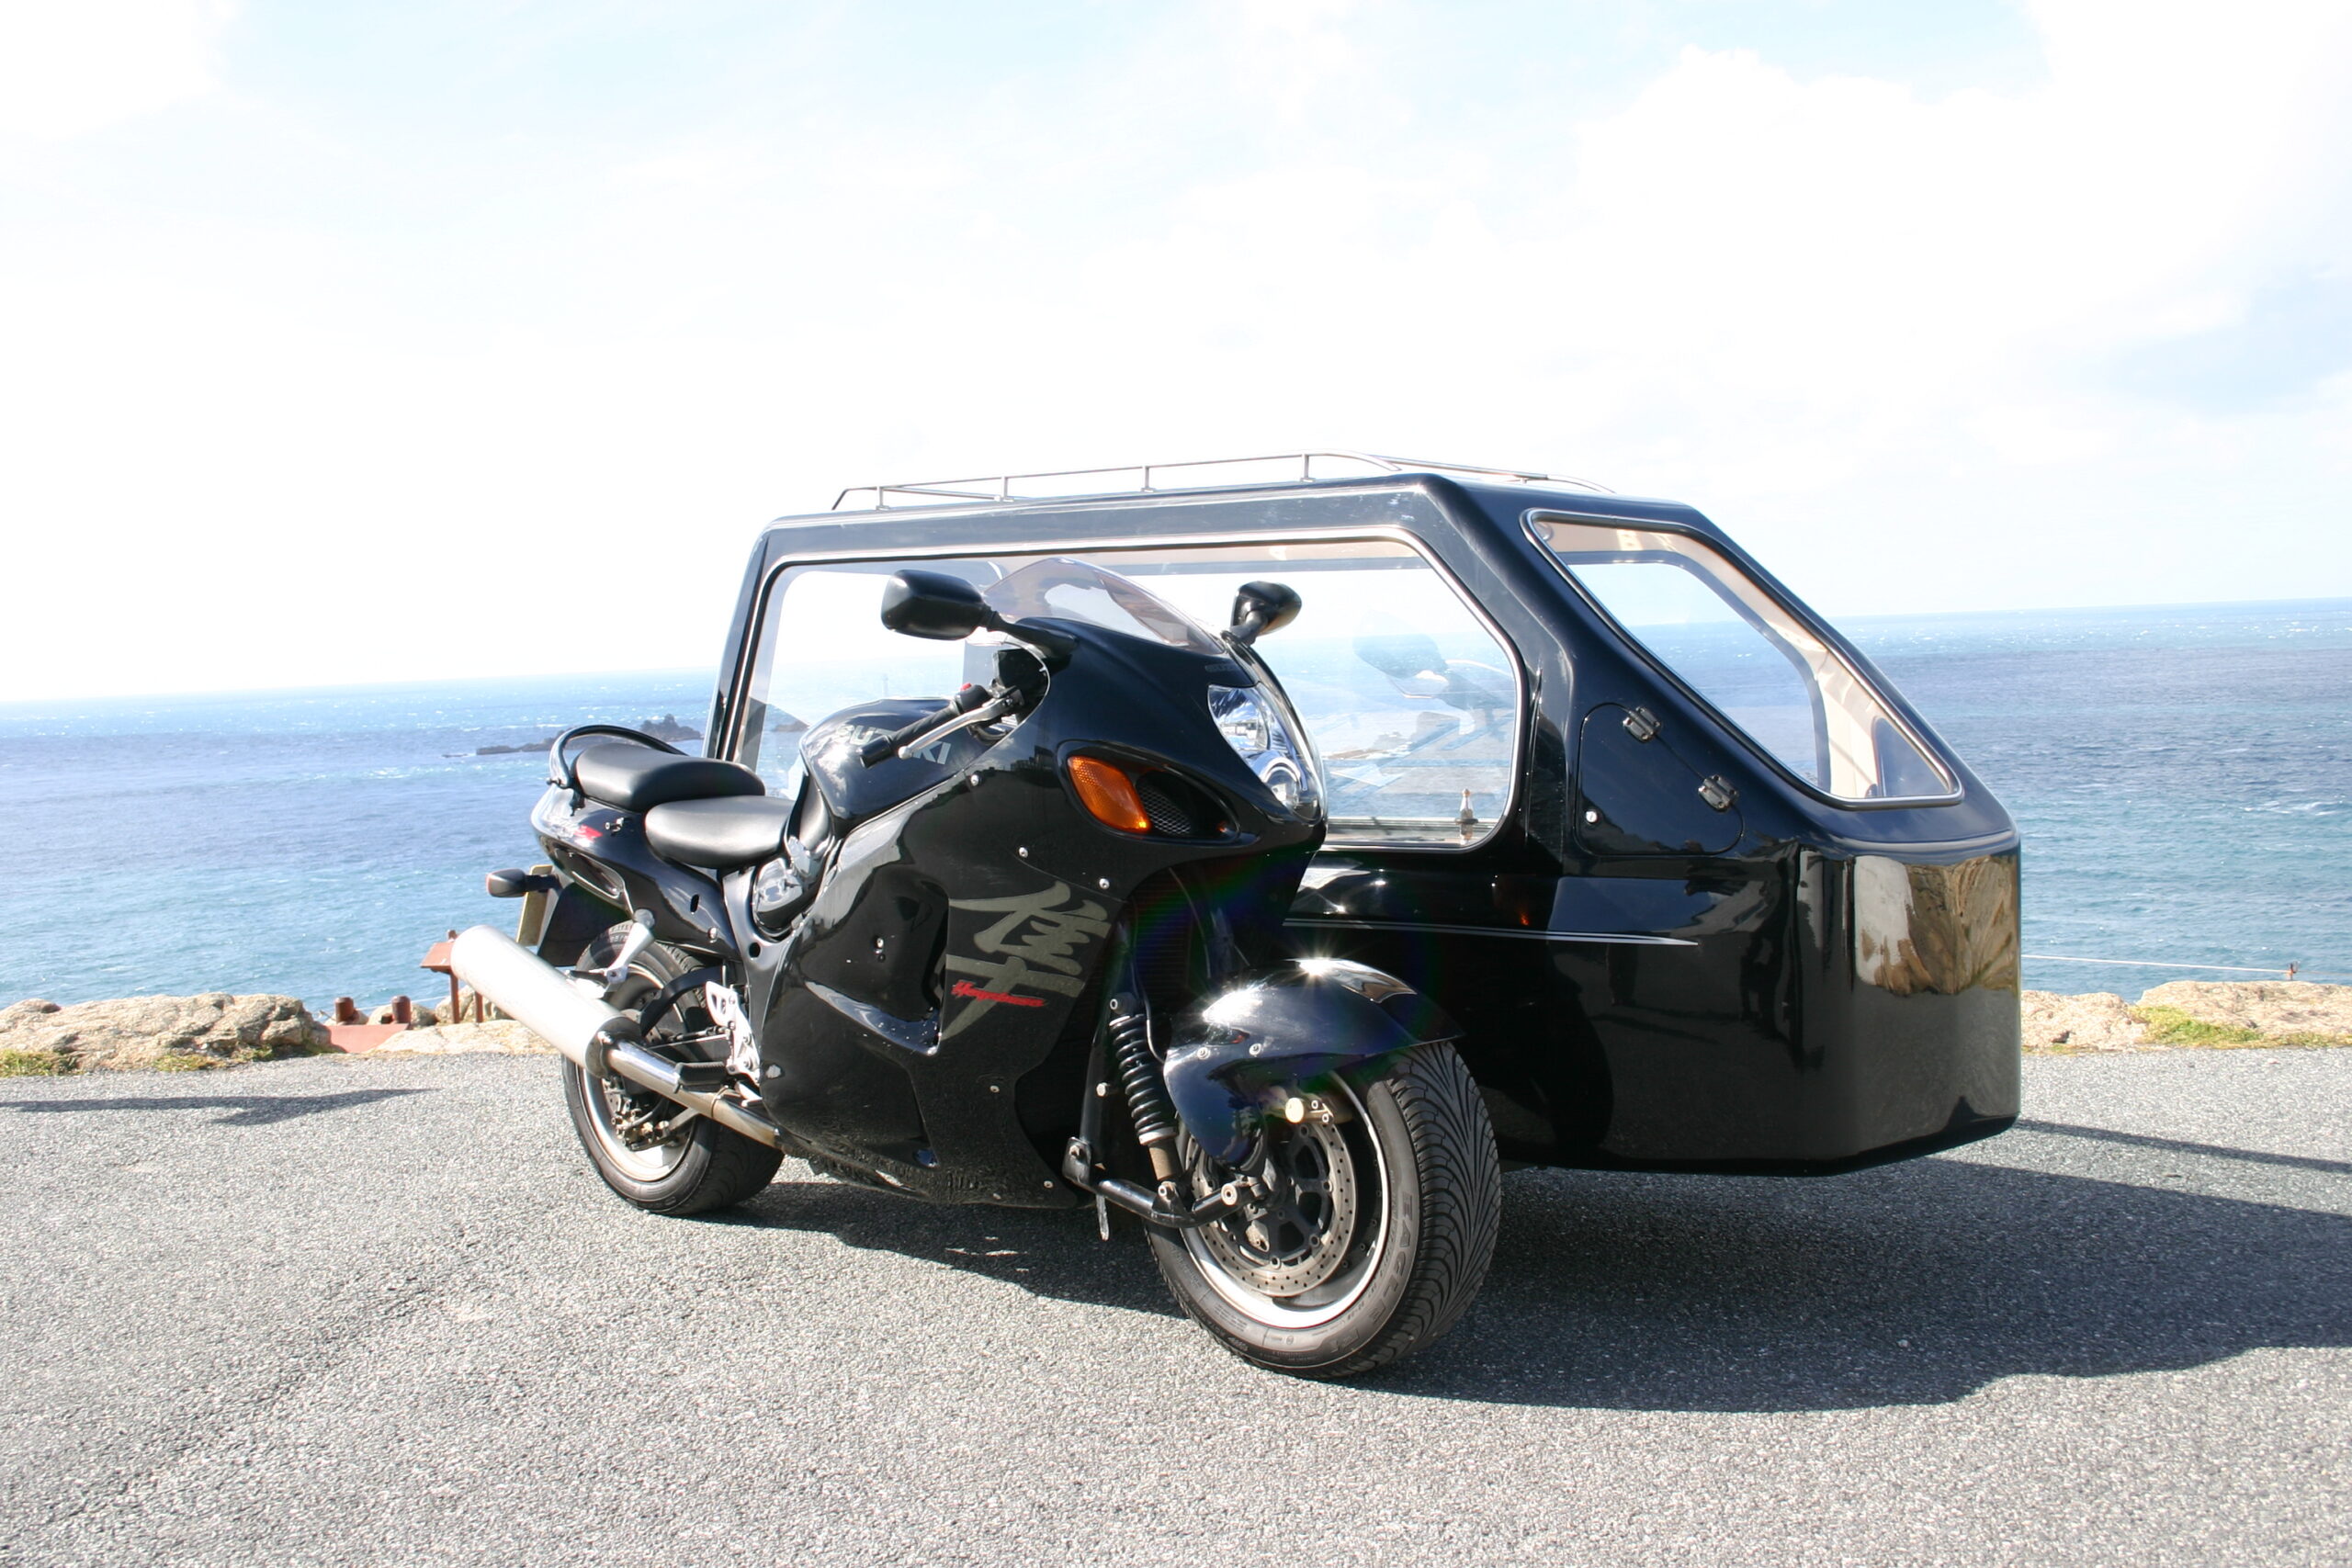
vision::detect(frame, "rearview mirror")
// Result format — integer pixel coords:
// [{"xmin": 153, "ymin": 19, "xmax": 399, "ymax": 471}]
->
[
  {"xmin": 1227, "ymin": 581, "xmax": 1303, "ymax": 645},
  {"xmin": 879, "ymin": 570, "xmax": 991, "ymax": 641}
]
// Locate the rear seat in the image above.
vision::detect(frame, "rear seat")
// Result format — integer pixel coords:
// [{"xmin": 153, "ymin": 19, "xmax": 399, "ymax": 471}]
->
[{"xmin": 574, "ymin": 744, "xmax": 765, "ymax": 811}]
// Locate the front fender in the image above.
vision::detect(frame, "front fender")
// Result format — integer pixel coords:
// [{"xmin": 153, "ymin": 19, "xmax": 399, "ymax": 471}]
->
[{"xmin": 1162, "ymin": 959, "xmax": 1460, "ymax": 1165}]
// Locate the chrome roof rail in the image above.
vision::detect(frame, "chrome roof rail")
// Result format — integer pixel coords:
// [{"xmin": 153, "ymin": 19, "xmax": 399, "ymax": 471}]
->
[{"xmin": 830, "ymin": 450, "xmax": 1611, "ymax": 512}]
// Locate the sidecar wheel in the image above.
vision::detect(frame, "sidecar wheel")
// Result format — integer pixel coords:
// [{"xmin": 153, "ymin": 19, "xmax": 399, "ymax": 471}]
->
[
  {"xmin": 1148, "ymin": 1041, "xmax": 1499, "ymax": 1379},
  {"xmin": 561, "ymin": 927, "xmax": 781, "ymax": 1217}
]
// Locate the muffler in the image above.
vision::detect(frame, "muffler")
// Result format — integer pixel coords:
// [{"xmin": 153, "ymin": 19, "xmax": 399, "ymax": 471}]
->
[{"xmin": 449, "ymin": 925, "xmax": 786, "ymax": 1152}]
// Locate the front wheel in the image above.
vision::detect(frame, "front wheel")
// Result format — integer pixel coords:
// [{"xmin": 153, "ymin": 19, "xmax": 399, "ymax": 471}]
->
[{"xmin": 1148, "ymin": 1041, "xmax": 1500, "ymax": 1379}]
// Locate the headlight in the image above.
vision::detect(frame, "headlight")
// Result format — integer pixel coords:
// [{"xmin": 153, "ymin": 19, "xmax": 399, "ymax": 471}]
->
[{"xmin": 1208, "ymin": 684, "xmax": 1321, "ymax": 818}]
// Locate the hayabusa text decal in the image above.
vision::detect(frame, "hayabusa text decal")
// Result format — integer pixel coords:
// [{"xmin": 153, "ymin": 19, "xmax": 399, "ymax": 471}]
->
[{"xmin": 941, "ymin": 881, "xmax": 1111, "ymax": 1039}]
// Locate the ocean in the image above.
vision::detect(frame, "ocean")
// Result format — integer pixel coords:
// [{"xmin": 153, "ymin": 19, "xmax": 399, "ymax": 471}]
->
[{"xmin": 1, "ymin": 599, "xmax": 2346, "ymax": 1012}]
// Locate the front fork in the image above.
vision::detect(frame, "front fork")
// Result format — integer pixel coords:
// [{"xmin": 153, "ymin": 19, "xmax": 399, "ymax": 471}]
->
[{"xmin": 1060, "ymin": 987, "xmax": 1250, "ymax": 1235}]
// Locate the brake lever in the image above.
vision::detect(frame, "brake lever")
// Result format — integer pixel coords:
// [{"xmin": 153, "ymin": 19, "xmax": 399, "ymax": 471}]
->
[
  {"xmin": 888, "ymin": 690, "xmax": 1021, "ymax": 761},
  {"xmin": 858, "ymin": 683, "xmax": 1021, "ymax": 767}
]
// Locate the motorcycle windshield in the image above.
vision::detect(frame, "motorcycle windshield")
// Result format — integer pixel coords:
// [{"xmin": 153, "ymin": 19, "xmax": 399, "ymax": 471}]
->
[{"xmin": 981, "ymin": 558, "xmax": 1226, "ymax": 656}]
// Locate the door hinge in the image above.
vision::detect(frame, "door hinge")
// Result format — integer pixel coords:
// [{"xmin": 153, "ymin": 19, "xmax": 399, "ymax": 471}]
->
[
  {"xmin": 1698, "ymin": 774, "xmax": 1736, "ymax": 812},
  {"xmin": 1622, "ymin": 705, "xmax": 1660, "ymax": 742}
]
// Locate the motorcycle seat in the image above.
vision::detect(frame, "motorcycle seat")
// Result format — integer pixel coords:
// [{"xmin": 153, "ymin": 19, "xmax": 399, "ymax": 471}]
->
[
  {"xmin": 644, "ymin": 795, "xmax": 795, "ymax": 870},
  {"xmin": 574, "ymin": 744, "xmax": 766, "ymax": 812}
]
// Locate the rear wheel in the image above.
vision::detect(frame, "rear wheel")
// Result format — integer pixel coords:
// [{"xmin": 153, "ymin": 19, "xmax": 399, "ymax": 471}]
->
[
  {"xmin": 561, "ymin": 926, "xmax": 781, "ymax": 1216},
  {"xmin": 1148, "ymin": 1041, "xmax": 1500, "ymax": 1379}
]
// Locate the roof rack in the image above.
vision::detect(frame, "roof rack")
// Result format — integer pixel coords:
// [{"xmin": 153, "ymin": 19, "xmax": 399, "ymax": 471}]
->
[{"xmin": 830, "ymin": 450, "xmax": 1610, "ymax": 512}]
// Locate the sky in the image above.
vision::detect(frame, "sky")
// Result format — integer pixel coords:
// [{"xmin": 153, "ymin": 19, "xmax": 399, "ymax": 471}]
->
[{"xmin": 1, "ymin": 0, "xmax": 2346, "ymax": 701}]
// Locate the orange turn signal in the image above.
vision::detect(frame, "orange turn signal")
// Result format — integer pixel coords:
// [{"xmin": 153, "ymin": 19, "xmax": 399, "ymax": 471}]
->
[{"xmin": 1067, "ymin": 755, "xmax": 1151, "ymax": 834}]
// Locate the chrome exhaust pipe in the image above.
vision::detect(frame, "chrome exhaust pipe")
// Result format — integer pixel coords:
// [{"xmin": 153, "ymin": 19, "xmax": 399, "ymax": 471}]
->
[{"xmin": 449, "ymin": 925, "xmax": 786, "ymax": 1152}]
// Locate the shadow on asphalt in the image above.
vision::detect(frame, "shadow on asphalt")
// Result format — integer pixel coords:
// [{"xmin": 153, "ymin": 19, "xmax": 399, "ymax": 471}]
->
[
  {"xmin": 1383, "ymin": 1158, "xmax": 2352, "ymax": 1411},
  {"xmin": 720, "ymin": 1151, "xmax": 2351, "ymax": 1412},
  {"xmin": 2013, "ymin": 1117, "xmax": 2352, "ymax": 1176},
  {"xmin": 716, "ymin": 1177, "xmax": 1178, "ymax": 1318},
  {"xmin": 0, "ymin": 1089, "xmax": 433, "ymax": 1126}
]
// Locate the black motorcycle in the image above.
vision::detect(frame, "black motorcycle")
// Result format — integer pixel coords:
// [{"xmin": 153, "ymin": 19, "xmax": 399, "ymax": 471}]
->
[{"xmin": 454, "ymin": 558, "xmax": 1500, "ymax": 1377}]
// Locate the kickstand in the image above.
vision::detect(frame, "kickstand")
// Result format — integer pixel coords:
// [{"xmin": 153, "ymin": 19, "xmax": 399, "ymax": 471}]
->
[{"xmin": 1095, "ymin": 1193, "xmax": 1113, "ymax": 1242}]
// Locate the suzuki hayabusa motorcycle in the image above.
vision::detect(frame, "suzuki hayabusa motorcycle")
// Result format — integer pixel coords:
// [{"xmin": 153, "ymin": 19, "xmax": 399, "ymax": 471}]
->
[{"xmin": 454, "ymin": 558, "xmax": 1502, "ymax": 1377}]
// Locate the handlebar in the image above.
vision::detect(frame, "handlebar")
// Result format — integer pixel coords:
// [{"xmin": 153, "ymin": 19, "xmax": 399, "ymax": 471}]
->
[{"xmin": 857, "ymin": 684, "xmax": 995, "ymax": 767}]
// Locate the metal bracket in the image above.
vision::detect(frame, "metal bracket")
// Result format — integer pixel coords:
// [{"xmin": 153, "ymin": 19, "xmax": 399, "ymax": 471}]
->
[{"xmin": 704, "ymin": 982, "xmax": 759, "ymax": 1077}]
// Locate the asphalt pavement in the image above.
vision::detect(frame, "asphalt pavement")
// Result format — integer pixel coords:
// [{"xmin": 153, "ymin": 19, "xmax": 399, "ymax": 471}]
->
[{"xmin": 1, "ymin": 1046, "xmax": 2346, "ymax": 1566}]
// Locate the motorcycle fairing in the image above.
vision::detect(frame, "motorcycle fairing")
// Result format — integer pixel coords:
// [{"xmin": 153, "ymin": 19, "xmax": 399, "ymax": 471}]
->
[
  {"xmin": 799, "ymin": 697, "xmax": 995, "ymax": 826},
  {"xmin": 1164, "ymin": 960, "xmax": 1463, "ymax": 1165},
  {"xmin": 748, "ymin": 617, "xmax": 1326, "ymax": 1206},
  {"xmin": 529, "ymin": 786, "xmax": 734, "ymax": 956}
]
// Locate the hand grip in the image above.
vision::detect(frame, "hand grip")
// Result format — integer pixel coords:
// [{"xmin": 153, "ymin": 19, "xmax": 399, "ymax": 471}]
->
[{"xmin": 857, "ymin": 685, "xmax": 989, "ymax": 767}]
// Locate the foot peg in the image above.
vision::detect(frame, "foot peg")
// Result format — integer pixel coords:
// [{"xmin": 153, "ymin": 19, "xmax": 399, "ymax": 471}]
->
[
  {"xmin": 1061, "ymin": 1138, "xmax": 1240, "ymax": 1231},
  {"xmin": 571, "ymin": 908, "xmax": 659, "ymax": 990}
]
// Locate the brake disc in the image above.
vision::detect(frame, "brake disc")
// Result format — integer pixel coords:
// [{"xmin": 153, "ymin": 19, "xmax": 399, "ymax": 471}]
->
[
  {"xmin": 603, "ymin": 1077, "xmax": 684, "ymax": 1150},
  {"xmin": 1198, "ymin": 1118, "xmax": 1359, "ymax": 1297}
]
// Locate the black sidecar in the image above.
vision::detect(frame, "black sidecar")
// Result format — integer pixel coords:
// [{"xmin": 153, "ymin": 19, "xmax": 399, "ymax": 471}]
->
[{"xmin": 700, "ymin": 453, "xmax": 2020, "ymax": 1179}]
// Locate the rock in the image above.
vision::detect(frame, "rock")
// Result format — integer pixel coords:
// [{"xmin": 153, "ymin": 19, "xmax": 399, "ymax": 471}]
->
[
  {"xmin": 638, "ymin": 714, "xmax": 701, "ymax": 742},
  {"xmin": 0, "ymin": 993, "xmax": 332, "ymax": 1072},
  {"xmin": 413, "ymin": 986, "xmax": 507, "ymax": 1025},
  {"xmin": 367, "ymin": 1021, "xmax": 554, "ymax": 1056},
  {"xmin": 369, "ymin": 1000, "xmax": 439, "ymax": 1027},
  {"xmin": 2021, "ymin": 990, "xmax": 2149, "ymax": 1053},
  {"xmin": 2136, "ymin": 981, "xmax": 2352, "ymax": 1044},
  {"xmin": 0, "ymin": 1005, "xmax": 73, "ymax": 1076},
  {"xmin": 2019, "ymin": 981, "xmax": 2352, "ymax": 1054},
  {"xmin": 0, "ymin": 999, "xmax": 62, "ymax": 1031}
]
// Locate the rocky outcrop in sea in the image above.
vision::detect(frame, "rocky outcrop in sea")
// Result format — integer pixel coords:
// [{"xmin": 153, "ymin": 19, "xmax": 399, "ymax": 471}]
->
[{"xmin": 470, "ymin": 714, "xmax": 705, "ymax": 757}]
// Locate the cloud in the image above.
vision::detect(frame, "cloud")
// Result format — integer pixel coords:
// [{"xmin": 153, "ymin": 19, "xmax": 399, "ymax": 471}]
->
[
  {"xmin": 1222, "ymin": 0, "xmax": 1370, "ymax": 125},
  {"xmin": 0, "ymin": 0, "xmax": 2347, "ymax": 700},
  {"xmin": 0, "ymin": 0, "xmax": 238, "ymax": 139}
]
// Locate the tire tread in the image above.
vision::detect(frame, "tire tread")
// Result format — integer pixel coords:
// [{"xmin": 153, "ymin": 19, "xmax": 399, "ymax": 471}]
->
[
  {"xmin": 1315, "ymin": 1042, "xmax": 1501, "ymax": 1377},
  {"xmin": 1151, "ymin": 1040, "xmax": 1501, "ymax": 1379},
  {"xmin": 562, "ymin": 926, "xmax": 782, "ymax": 1216}
]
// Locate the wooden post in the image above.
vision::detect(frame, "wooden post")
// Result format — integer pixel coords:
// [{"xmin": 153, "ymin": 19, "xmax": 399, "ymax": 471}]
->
[{"xmin": 445, "ymin": 929, "xmax": 462, "ymax": 1020}]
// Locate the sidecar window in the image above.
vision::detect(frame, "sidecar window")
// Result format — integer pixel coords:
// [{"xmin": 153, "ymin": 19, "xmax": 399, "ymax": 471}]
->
[
  {"xmin": 1074, "ymin": 539, "xmax": 1521, "ymax": 847},
  {"xmin": 1532, "ymin": 519, "xmax": 1956, "ymax": 802},
  {"xmin": 736, "ymin": 537, "xmax": 1523, "ymax": 847}
]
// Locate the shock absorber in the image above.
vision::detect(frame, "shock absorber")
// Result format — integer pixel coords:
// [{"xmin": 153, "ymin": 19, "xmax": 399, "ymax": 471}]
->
[{"xmin": 1106, "ymin": 995, "xmax": 1181, "ymax": 1181}]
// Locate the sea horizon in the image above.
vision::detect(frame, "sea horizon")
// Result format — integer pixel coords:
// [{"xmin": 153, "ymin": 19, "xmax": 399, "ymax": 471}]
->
[
  {"xmin": 5, "ymin": 592, "xmax": 2349, "ymax": 712},
  {"xmin": 3, "ymin": 594, "xmax": 2346, "ymax": 1012}
]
